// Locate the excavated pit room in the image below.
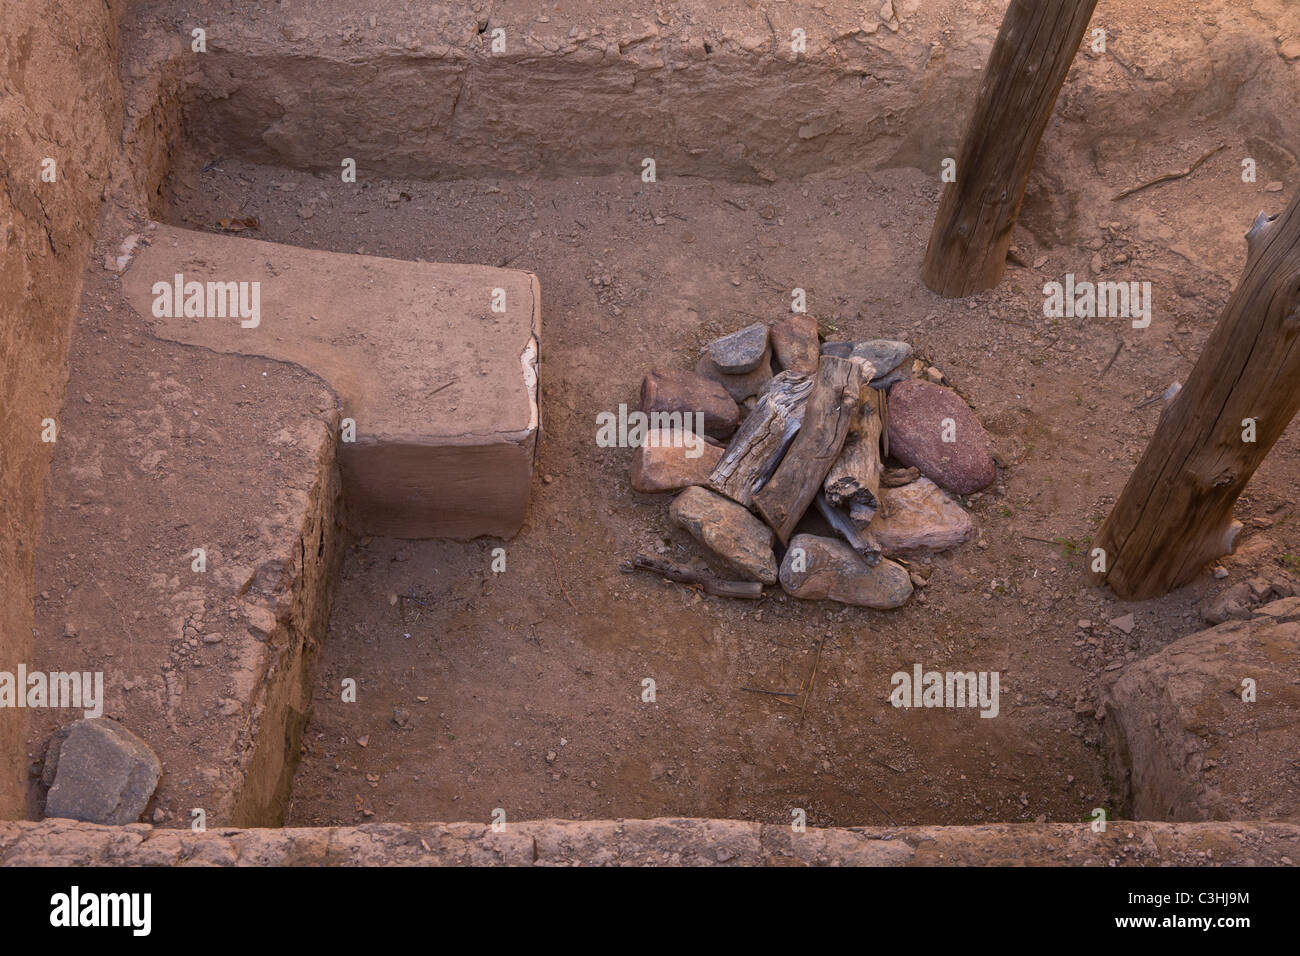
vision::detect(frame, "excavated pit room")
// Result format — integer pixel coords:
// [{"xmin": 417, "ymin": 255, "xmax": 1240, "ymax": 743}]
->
[{"xmin": 16, "ymin": 0, "xmax": 1300, "ymax": 840}]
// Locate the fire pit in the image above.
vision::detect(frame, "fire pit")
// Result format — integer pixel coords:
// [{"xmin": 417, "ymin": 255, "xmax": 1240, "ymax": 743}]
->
[{"xmin": 627, "ymin": 317, "xmax": 997, "ymax": 609}]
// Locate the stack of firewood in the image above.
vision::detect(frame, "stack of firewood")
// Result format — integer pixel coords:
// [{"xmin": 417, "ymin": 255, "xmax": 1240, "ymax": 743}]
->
[{"xmin": 625, "ymin": 317, "xmax": 996, "ymax": 609}]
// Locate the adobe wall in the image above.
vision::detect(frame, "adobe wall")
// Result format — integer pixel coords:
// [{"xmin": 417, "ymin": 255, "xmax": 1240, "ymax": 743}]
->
[
  {"xmin": 2, "ymin": 817, "xmax": 1296, "ymax": 866},
  {"xmin": 0, "ymin": 0, "xmax": 126, "ymax": 819}
]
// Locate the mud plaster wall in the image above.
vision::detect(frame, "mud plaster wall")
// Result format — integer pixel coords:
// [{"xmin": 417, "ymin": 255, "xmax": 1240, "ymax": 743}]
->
[
  {"xmin": 0, "ymin": 0, "xmax": 125, "ymax": 819},
  {"xmin": 3, "ymin": 818, "xmax": 1299, "ymax": 866},
  {"xmin": 150, "ymin": 1, "xmax": 1300, "ymax": 190},
  {"xmin": 231, "ymin": 434, "xmax": 346, "ymax": 827}
]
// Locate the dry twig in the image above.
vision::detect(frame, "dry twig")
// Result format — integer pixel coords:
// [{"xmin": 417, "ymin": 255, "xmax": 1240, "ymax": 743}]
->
[
  {"xmin": 622, "ymin": 555, "xmax": 764, "ymax": 600},
  {"xmin": 798, "ymin": 637, "xmax": 825, "ymax": 728},
  {"xmin": 548, "ymin": 549, "xmax": 578, "ymax": 610},
  {"xmin": 1112, "ymin": 143, "xmax": 1226, "ymax": 201}
]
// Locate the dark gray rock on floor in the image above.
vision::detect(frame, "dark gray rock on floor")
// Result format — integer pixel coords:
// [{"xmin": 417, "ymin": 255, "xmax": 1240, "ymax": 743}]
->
[{"xmin": 43, "ymin": 718, "xmax": 162, "ymax": 825}]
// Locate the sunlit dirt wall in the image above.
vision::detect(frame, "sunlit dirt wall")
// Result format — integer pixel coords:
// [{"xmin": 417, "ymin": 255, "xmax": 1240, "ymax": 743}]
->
[{"xmin": 0, "ymin": 0, "xmax": 125, "ymax": 817}]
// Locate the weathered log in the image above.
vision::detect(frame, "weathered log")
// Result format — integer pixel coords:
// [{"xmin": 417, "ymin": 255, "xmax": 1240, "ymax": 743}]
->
[
  {"xmin": 813, "ymin": 493, "xmax": 882, "ymax": 566},
  {"xmin": 622, "ymin": 555, "xmax": 764, "ymax": 599},
  {"xmin": 1095, "ymin": 197, "xmax": 1300, "ymax": 599},
  {"xmin": 753, "ymin": 356, "xmax": 863, "ymax": 544},
  {"xmin": 708, "ymin": 371, "xmax": 813, "ymax": 507},
  {"xmin": 879, "ymin": 388, "xmax": 890, "ymax": 459},
  {"xmin": 823, "ymin": 373, "xmax": 883, "ymax": 527},
  {"xmin": 921, "ymin": 0, "xmax": 1099, "ymax": 297}
]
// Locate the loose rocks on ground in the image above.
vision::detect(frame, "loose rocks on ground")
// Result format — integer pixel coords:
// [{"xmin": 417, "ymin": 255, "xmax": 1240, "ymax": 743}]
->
[{"xmin": 43, "ymin": 718, "xmax": 162, "ymax": 825}]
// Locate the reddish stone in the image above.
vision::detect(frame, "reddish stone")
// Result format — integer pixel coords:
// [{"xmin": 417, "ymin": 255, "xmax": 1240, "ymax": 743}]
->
[
  {"xmin": 641, "ymin": 368, "xmax": 739, "ymax": 440},
  {"xmin": 770, "ymin": 315, "xmax": 820, "ymax": 375},
  {"xmin": 886, "ymin": 380, "xmax": 995, "ymax": 495},
  {"xmin": 631, "ymin": 429, "xmax": 724, "ymax": 493}
]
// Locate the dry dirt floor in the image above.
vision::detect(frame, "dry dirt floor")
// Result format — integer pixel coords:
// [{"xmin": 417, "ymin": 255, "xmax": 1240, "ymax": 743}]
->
[
  {"xmin": 147, "ymin": 112, "xmax": 1300, "ymax": 828},
  {"xmin": 29, "ymin": 0, "xmax": 1300, "ymax": 830}
]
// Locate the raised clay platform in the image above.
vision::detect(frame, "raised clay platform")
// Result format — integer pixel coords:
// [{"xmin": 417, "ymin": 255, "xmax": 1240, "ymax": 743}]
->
[
  {"xmin": 122, "ymin": 224, "xmax": 540, "ymax": 539},
  {"xmin": 27, "ymin": 236, "xmax": 345, "ymax": 827},
  {"xmin": 3, "ymin": 818, "xmax": 1297, "ymax": 866}
]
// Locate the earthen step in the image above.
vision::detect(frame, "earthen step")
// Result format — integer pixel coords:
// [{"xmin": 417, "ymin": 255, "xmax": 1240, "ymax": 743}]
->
[{"xmin": 122, "ymin": 224, "xmax": 540, "ymax": 538}]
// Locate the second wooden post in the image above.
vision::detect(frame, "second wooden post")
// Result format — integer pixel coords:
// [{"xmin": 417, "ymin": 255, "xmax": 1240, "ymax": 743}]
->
[{"xmin": 922, "ymin": 0, "xmax": 1098, "ymax": 298}]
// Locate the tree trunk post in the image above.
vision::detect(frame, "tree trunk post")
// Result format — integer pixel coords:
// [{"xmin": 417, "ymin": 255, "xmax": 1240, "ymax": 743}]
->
[
  {"xmin": 1095, "ymin": 195, "xmax": 1300, "ymax": 600},
  {"xmin": 921, "ymin": 0, "xmax": 1099, "ymax": 298}
]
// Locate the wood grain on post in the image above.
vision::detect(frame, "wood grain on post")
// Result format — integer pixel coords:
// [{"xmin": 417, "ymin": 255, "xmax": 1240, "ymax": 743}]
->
[
  {"xmin": 1095, "ymin": 195, "xmax": 1300, "ymax": 599},
  {"xmin": 921, "ymin": 0, "xmax": 1099, "ymax": 298},
  {"xmin": 754, "ymin": 356, "xmax": 862, "ymax": 544}
]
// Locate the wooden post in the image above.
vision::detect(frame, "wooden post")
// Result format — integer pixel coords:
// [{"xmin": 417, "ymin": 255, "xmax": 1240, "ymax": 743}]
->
[
  {"xmin": 1095, "ymin": 196, "xmax": 1300, "ymax": 600},
  {"xmin": 921, "ymin": 0, "xmax": 1098, "ymax": 298}
]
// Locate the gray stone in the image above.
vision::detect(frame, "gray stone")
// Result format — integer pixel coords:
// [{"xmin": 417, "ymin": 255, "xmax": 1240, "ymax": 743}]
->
[
  {"xmin": 872, "ymin": 365, "xmax": 913, "ymax": 390},
  {"xmin": 40, "ymin": 727, "xmax": 71, "ymax": 789},
  {"xmin": 695, "ymin": 350, "xmax": 774, "ymax": 402},
  {"xmin": 708, "ymin": 322, "xmax": 770, "ymax": 373},
  {"xmin": 44, "ymin": 718, "xmax": 162, "ymax": 825},
  {"xmin": 821, "ymin": 339, "xmax": 912, "ymax": 386},
  {"xmin": 872, "ymin": 478, "xmax": 973, "ymax": 555},
  {"xmin": 669, "ymin": 486, "xmax": 778, "ymax": 584},
  {"xmin": 778, "ymin": 534, "xmax": 912, "ymax": 609}
]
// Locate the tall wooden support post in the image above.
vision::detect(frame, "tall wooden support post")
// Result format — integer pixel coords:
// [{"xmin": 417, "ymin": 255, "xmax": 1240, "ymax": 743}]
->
[
  {"xmin": 1095, "ymin": 196, "xmax": 1300, "ymax": 600},
  {"xmin": 921, "ymin": 0, "xmax": 1098, "ymax": 297}
]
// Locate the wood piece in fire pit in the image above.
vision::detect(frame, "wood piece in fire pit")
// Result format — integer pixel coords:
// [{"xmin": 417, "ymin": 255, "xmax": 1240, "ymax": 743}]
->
[
  {"xmin": 813, "ymin": 492, "xmax": 882, "ymax": 566},
  {"xmin": 753, "ymin": 356, "xmax": 863, "ymax": 544},
  {"xmin": 823, "ymin": 371, "xmax": 883, "ymax": 527},
  {"xmin": 707, "ymin": 371, "xmax": 813, "ymax": 507}
]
